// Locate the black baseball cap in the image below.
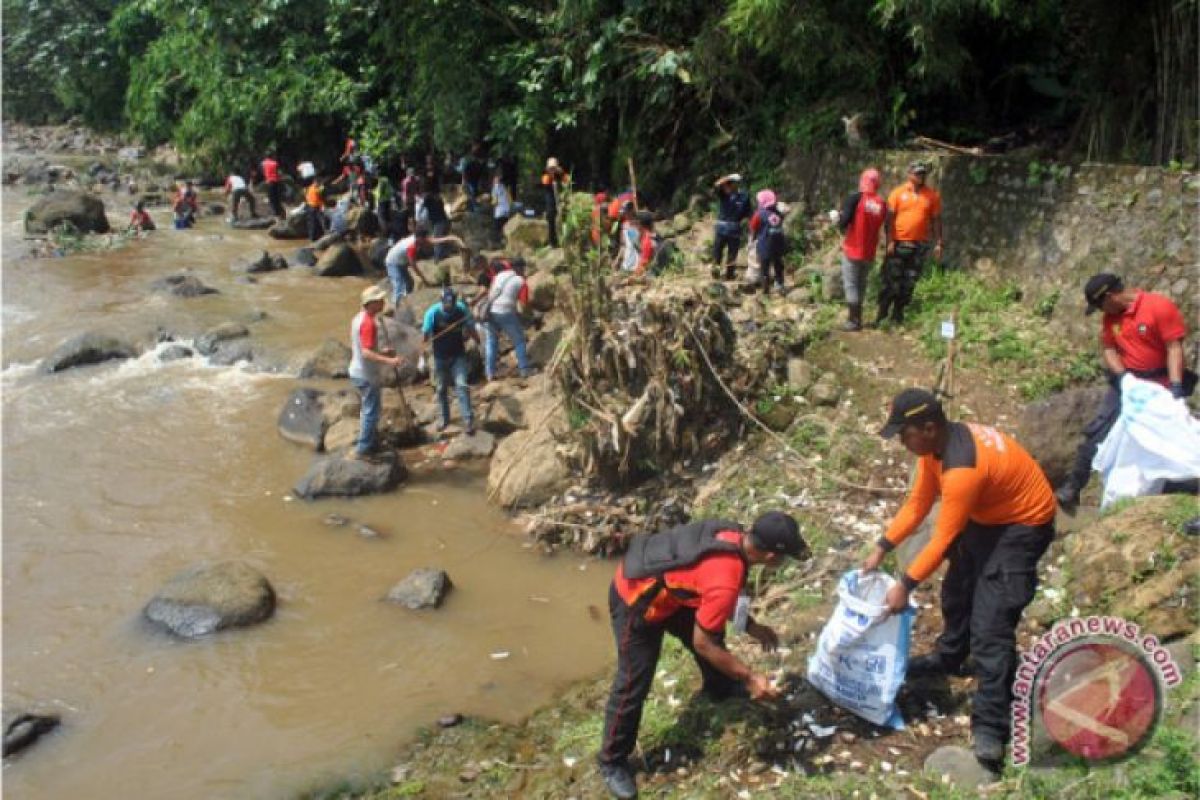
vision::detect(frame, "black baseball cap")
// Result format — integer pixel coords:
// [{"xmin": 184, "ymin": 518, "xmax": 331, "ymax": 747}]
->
[
  {"xmin": 1084, "ymin": 273, "xmax": 1123, "ymax": 315},
  {"xmin": 749, "ymin": 512, "xmax": 807, "ymax": 558},
  {"xmin": 880, "ymin": 388, "xmax": 945, "ymax": 438},
  {"xmin": 908, "ymin": 161, "xmax": 930, "ymax": 174}
]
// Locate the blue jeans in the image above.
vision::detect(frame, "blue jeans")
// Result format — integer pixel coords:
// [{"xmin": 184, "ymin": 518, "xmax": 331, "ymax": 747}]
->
[
  {"xmin": 433, "ymin": 354, "xmax": 473, "ymax": 426},
  {"xmin": 484, "ymin": 311, "xmax": 530, "ymax": 379},
  {"xmin": 352, "ymin": 377, "xmax": 382, "ymax": 454},
  {"xmin": 385, "ymin": 260, "xmax": 410, "ymax": 306}
]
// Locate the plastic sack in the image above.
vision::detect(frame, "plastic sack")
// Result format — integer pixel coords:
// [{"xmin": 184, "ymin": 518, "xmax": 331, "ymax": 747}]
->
[
  {"xmin": 1093, "ymin": 374, "xmax": 1200, "ymax": 509},
  {"xmin": 745, "ymin": 246, "xmax": 762, "ymax": 284},
  {"xmin": 806, "ymin": 570, "xmax": 914, "ymax": 729}
]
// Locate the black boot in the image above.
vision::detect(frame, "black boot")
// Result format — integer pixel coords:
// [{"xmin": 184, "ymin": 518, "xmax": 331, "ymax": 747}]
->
[
  {"xmin": 891, "ymin": 303, "xmax": 906, "ymax": 325},
  {"xmin": 842, "ymin": 303, "xmax": 862, "ymax": 332},
  {"xmin": 724, "ymin": 264, "xmax": 736, "ymax": 281}
]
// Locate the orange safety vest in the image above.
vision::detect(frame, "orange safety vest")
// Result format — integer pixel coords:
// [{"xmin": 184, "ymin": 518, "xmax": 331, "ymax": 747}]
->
[{"xmin": 305, "ymin": 183, "xmax": 323, "ymax": 208}]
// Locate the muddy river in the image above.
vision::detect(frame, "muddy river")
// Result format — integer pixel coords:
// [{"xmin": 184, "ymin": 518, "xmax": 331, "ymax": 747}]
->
[{"xmin": 1, "ymin": 185, "xmax": 611, "ymax": 799}]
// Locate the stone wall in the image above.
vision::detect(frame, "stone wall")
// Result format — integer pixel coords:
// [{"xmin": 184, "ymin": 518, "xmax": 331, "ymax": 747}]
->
[{"xmin": 778, "ymin": 149, "xmax": 1197, "ymax": 353}]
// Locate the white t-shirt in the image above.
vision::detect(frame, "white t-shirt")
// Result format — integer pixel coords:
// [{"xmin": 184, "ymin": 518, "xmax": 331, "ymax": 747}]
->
[
  {"xmin": 385, "ymin": 235, "xmax": 419, "ymax": 269},
  {"xmin": 298, "ymin": 162, "xmax": 316, "ymax": 179},
  {"xmin": 488, "ymin": 270, "xmax": 525, "ymax": 314},
  {"xmin": 226, "ymin": 175, "xmax": 246, "ymax": 191}
]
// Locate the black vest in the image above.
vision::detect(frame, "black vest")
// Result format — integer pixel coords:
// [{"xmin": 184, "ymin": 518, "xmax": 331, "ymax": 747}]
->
[{"xmin": 622, "ymin": 519, "xmax": 744, "ymax": 580}]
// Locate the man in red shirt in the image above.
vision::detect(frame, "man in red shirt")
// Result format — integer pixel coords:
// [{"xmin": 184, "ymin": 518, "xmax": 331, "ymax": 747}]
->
[
  {"xmin": 598, "ymin": 512, "xmax": 807, "ymax": 799},
  {"xmin": 1056, "ymin": 273, "xmax": 1194, "ymax": 510},
  {"xmin": 261, "ymin": 152, "xmax": 285, "ymax": 220},
  {"xmin": 837, "ymin": 167, "xmax": 887, "ymax": 331}
]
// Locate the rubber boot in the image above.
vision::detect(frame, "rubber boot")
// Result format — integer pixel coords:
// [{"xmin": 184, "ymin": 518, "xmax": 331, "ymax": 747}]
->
[
  {"xmin": 724, "ymin": 264, "xmax": 736, "ymax": 281},
  {"xmin": 841, "ymin": 303, "xmax": 862, "ymax": 332}
]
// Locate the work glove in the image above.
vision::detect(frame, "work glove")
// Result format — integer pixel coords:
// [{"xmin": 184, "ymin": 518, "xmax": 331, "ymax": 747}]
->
[{"xmin": 1170, "ymin": 382, "xmax": 1186, "ymax": 400}]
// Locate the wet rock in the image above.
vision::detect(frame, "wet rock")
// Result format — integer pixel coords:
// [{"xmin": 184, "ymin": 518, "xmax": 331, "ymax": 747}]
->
[
  {"xmin": 230, "ymin": 217, "xmax": 274, "ymax": 230},
  {"xmin": 278, "ymin": 388, "xmax": 328, "ymax": 450},
  {"xmin": 24, "ymin": 189, "xmax": 110, "ymax": 235},
  {"xmin": 144, "ymin": 561, "xmax": 276, "ymax": 638},
  {"xmin": 292, "ymin": 246, "xmax": 318, "ymax": 267},
  {"xmin": 487, "ymin": 422, "xmax": 570, "ymax": 508},
  {"xmin": 151, "ymin": 274, "xmax": 219, "ymax": 298},
  {"xmin": 208, "ymin": 340, "xmax": 254, "ymax": 366},
  {"xmin": 923, "ymin": 745, "xmax": 998, "ymax": 788},
  {"xmin": 234, "ymin": 251, "xmax": 288, "ymax": 274},
  {"xmin": 442, "ymin": 430, "xmax": 496, "ymax": 460},
  {"xmin": 526, "ymin": 271, "xmax": 559, "ymax": 312},
  {"xmin": 41, "ymin": 333, "xmax": 137, "ymax": 373},
  {"xmin": 502, "ymin": 216, "xmax": 549, "ymax": 255},
  {"xmin": 386, "ymin": 568, "xmax": 453, "ymax": 610},
  {"xmin": 786, "ymin": 358, "xmax": 815, "ymax": 393},
  {"xmin": 1018, "ymin": 384, "xmax": 1109, "ymax": 486},
  {"xmin": 323, "ymin": 513, "xmax": 351, "ymax": 527},
  {"xmin": 314, "ymin": 243, "xmax": 365, "ymax": 277},
  {"xmin": 203, "ymin": 202, "xmax": 225, "ymax": 216},
  {"xmin": 298, "ymin": 339, "xmax": 351, "ymax": 379},
  {"xmin": 3, "ymin": 712, "xmax": 61, "ymax": 757},
  {"xmin": 293, "ymin": 450, "xmax": 408, "ymax": 499},
  {"xmin": 195, "ymin": 322, "xmax": 249, "ymax": 356},
  {"xmin": 158, "ymin": 344, "xmax": 194, "ymax": 362},
  {"xmin": 268, "ymin": 208, "xmax": 308, "ymax": 240},
  {"xmin": 324, "ymin": 390, "xmax": 422, "ymax": 451},
  {"xmin": 809, "ymin": 373, "xmax": 842, "ymax": 406}
]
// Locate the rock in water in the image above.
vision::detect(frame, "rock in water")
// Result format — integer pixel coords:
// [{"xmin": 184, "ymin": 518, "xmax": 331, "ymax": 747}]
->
[
  {"xmin": 143, "ymin": 561, "xmax": 276, "ymax": 638},
  {"xmin": 151, "ymin": 274, "xmax": 219, "ymax": 298},
  {"xmin": 234, "ymin": 251, "xmax": 288, "ymax": 274},
  {"xmin": 923, "ymin": 745, "xmax": 998, "ymax": 788},
  {"xmin": 487, "ymin": 424, "xmax": 570, "ymax": 508},
  {"xmin": 230, "ymin": 217, "xmax": 274, "ymax": 230},
  {"xmin": 195, "ymin": 322, "xmax": 249, "ymax": 356},
  {"xmin": 292, "ymin": 247, "xmax": 318, "ymax": 267},
  {"xmin": 24, "ymin": 190, "xmax": 109, "ymax": 234},
  {"xmin": 1018, "ymin": 385, "xmax": 1109, "ymax": 486},
  {"xmin": 314, "ymin": 243, "xmax": 364, "ymax": 277},
  {"xmin": 299, "ymin": 339, "xmax": 351, "ymax": 379},
  {"xmin": 293, "ymin": 451, "xmax": 408, "ymax": 499},
  {"xmin": 158, "ymin": 344, "xmax": 194, "ymax": 362},
  {"xmin": 41, "ymin": 333, "xmax": 137, "ymax": 373},
  {"xmin": 208, "ymin": 340, "xmax": 254, "ymax": 366},
  {"xmin": 386, "ymin": 568, "xmax": 453, "ymax": 610},
  {"xmin": 278, "ymin": 388, "xmax": 328, "ymax": 450},
  {"xmin": 3, "ymin": 713, "xmax": 61, "ymax": 757},
  {"xmin": 442, "ymin": 430, "xmax": 496, "ymax": 460},
  {"xmin": 268, "ymin": 208, "xmax": 308, "ymax": 240}
]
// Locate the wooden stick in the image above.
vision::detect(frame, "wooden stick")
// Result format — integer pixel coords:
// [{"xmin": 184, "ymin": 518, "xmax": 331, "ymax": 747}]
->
[
  {"xmin": 912, "ymin": 135, "xmax": 986, "ymax": 157},
  {"xmin": 627, "ymin": 158, "xmax": 639, "ymax": 212}
]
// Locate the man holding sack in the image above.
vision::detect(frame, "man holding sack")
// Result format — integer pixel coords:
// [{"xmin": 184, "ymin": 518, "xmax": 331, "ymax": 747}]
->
[{"xmin": 862, "ymin": 388, "xmax": 1056, "ymax": 772}]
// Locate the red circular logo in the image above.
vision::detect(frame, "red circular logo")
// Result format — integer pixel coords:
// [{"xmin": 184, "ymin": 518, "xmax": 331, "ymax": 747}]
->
[{"xmin": 1036, "ymin": 640, "xmax": 1160, "ymax": 761}]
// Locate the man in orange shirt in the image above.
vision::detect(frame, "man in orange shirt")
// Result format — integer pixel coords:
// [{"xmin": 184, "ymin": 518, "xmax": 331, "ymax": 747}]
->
[
  {"xmin": 542, "ymin": 157, "xmax": 569, "ymax": 247},
  {"xmin": 878, "ymin": 162, "xmax": 944, "ymax": 325},
  {"xmin": 863, "ymin": 388, "xmax": 1055, "ymax": 772},
  {"xmin": 1055, "ymin": 273, "xmax": 1194, "ymax": 511},
  {"xmin": 598, "ymin": 512, "xmax": 807, "ymax": 799}
]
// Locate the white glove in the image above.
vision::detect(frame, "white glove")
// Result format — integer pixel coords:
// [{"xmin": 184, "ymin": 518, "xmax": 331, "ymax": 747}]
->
[{"xmin": 828, "ymin": 209, "xmax": 840, "ymax": 224}]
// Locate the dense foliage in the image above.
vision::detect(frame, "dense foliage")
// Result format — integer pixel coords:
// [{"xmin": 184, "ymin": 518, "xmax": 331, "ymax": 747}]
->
[{"xmin": 4, "ymin": 0, "xmax": 1196, "ymax": 193}]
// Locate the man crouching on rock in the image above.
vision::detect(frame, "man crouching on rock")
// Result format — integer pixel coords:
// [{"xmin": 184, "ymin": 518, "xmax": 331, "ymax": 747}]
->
[
  {"xmin": 597, "ymin": 512, "xmax": 808, "ymax": 799},
  {"xmin": 862, "ymin": 388, "xmax": 1055, "ymax": 774},
  {"xmin": 347, "ymin": 286, "xmax": 404, "ymax": 462}
]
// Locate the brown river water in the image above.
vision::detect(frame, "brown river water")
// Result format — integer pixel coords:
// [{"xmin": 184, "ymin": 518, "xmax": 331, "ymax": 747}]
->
[{"xmin": 1, "ymin": 186, "xmax": 611, "ymax": 799}]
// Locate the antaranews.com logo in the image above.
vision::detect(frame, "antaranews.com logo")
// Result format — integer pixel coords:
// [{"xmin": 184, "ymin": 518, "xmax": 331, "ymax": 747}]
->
[{"xmin": 1012, "ymin": 615, "xmax": 1183, "ymax": 767}]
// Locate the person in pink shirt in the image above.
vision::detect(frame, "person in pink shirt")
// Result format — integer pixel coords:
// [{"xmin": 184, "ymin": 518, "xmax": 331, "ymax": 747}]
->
[{"xmin": 836, "ymin": 168, "xmax": 887, "ymax": 331}]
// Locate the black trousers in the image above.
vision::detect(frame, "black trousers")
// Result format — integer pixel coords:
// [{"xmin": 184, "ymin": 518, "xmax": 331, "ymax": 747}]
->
[
  {"xmin": 932, "ymin": 520, "xmax": 1054, "ymax": 741},
  {"xmin": 306, "ymin": 206, "xmax": 325, "ymax": 241},
  {"xmin": 547, "ymin": 205, "xmax": 559, "ymax": 247},
  {"xmin": 230, "ymin": 188, "xmax": 257, "ymax": 219},
  {"xmin": 877, "ymin": 242, "xmax": 928, "ymax": 321},
  {"xmin": 267, "ymin": 181, "xmax": 285, "ymax": 218},
  {"xmin": 713, "ymin": 230, "xmax": 741, "ymax": 273},
  {"xmin": 599, "ymin": 583, "xmax": 740, "ymax": 765},
  {"xmin": 760, "ymin": 252, "xmax": 785, "ymax": 289}
]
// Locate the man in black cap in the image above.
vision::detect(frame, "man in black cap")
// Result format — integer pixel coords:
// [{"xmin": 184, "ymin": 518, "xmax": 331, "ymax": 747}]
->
[
  {"xmin": 421, "ymin": 287, "xmax": 480, "ymax": 436},
  {"xmin": 1054, "ymin": 273, "xmax": 1193, "ymax": 511},
  {"xmin": 598, "ymin": 512, "xmax": 807, "ymax": 799},
  {"xmin": 879, "ymin": 161, "xmax": 944, "ymax": 325},
  {"xmin": 863, "ymin": 388, "xmax": 1055, "ymax": 773}
]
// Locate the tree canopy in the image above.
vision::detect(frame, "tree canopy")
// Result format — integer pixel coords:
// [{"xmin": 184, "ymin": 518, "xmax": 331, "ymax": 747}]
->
[{"xmin": 4, "ymin": 0, "xmax": 1195, "ymax": 194}]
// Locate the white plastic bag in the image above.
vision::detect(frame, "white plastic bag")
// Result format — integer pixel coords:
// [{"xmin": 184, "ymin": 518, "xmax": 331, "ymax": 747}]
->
[
  {"xmin": 806, "ymin": 570, "xmax": 914, "ymax": 729},
  {"xmin": 745, "ymin": 246, "xmax": 762, "ymax": 284},
  {"xmin": 1093, "ymin": 374, "xmax": 1200, "ymax": 509}
]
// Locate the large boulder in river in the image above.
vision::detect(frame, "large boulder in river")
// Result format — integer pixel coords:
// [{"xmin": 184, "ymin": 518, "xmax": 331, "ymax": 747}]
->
[
  {"xmin": 230, "ymin": 217, "xmax": 274, "ymax": 230},
  {"xmin": 143, "ymin": 561, "xmax": 276, "ymax": 638},
  {"xmin": 195, "ymin": 322, "xmax": 249, "ymax": 356},
  {"xmin": 486, "ymin": 403, "xmax": 571, "ymax": 507},
  {"xmin": 233, "ymin": 251, "xmax": 288, "ymax": 274},
  {"xmin": 24, "ymin": 190, "xmax": 110, "ymax": 235},
  {"xmin": 3, "ymin": 712, "xmax": 61, "ymax": 757},
  {"xmin": 314, "ymin": 243, "xmax": 364, "ymax": 277},
  {"xmin": 385, "ymin": 568, "xmax": 453, "ymax": 610},
  {"xmin": 442, "ymin": 430, "xmax": 496, "ymax": 460},
  {"xmin": 1018, "ymin": 384, "xmax": 1109, "ymax": 486},
  {"xmin": 41, "ymin": 333, "xmax": 137, "ymax": 373},
  {"xmin": 299, "ymin": 339, "xmax": 351, "ymax": 379},
  {"xmin": 502, "ymin": 216, "xmax": 549, "ymax": 255},
  {"xmin": 278, "ymin": 388, "xmax": 328, "ymax": 449},
  {"xmin": 151, "ymin": 274, "xmax": 219, "ymax": 298},
  {"xmin": 268, "ymin": 207, "xmax": 308, "ymax": 240},
  {"xmin": 293, "ymin": 450, "xmax": 408, "ymax": 499}
]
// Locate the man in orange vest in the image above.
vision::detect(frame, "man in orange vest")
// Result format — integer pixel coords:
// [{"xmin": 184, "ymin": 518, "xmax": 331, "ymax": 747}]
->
[
  {"xmin": 304, "ymin": 179, "xmax": 326, "ymax": 241},
  {"xmin": 878, "ymin": 162, "xmax": 943, "ymax": 325}
]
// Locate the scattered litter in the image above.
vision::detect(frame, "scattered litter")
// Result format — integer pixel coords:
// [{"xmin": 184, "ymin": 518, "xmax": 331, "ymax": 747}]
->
[
  {"xmin": 881, "ymin": 761, "xmax": 893, "ymax": 772},
  {"xmin": 528, "ymin": 595, "xmax": 551, "ymax": 603},
  {"xmin": 562, "ymin": 756, "xmax": 578, "ymax": 768},
  {"xmin": 489, "ymin": 651, "xmax": 510, "ymax": 660},
  {"xmin": 808, "ymin": 723, "xmax": 837, "ymax": 738},
  {"xmin": 661, "ymin": 678, "xmax": 678, "ymax": 688}
]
